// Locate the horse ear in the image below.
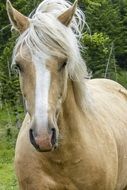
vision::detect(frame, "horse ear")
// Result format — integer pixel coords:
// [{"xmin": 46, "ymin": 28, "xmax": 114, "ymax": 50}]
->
[
  {"xmin": 58, "ymin": 0, "xmax": 78, "ymax": 26},
  {"xmin": 6, "ymin": 0, "xmax": 29, "ymax": 33}
]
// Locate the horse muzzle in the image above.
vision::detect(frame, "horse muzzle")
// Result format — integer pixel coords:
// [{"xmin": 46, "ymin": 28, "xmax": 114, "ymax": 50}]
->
[{"xmin": 29, "ymin": 127, "xmax": 58, "ymax": 152}]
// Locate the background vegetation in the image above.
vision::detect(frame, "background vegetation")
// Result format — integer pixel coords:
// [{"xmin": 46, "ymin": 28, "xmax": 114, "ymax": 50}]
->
[{"xmin": 0, "ymin": 0, "xmax": 127, "ymax": 189}]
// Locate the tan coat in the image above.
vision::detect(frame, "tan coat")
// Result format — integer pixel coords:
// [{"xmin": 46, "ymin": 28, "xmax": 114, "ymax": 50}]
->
[{"xmin": 15, "ymin": 79, "xmax": 127, "ymax": 190}]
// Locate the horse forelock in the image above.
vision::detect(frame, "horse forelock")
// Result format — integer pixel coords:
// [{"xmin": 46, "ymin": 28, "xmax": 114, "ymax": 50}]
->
[{"xmin": 13, "ymin": 0, "xmax": 89, "ymax": 81}]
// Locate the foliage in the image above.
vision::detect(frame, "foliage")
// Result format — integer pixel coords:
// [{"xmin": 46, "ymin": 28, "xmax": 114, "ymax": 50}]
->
[
  {"xmin": 82, "ymin": 32, "xmax": 115, "ymax": 78},
  {"xmin": 82, "ymin": 0, "xmax": 127, "ymax": 73}
]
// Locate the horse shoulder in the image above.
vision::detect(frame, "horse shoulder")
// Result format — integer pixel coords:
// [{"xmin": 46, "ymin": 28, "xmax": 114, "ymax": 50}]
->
[{"xmin": 85, "ymin": 78, "xmax": 127, "ymax": 190}]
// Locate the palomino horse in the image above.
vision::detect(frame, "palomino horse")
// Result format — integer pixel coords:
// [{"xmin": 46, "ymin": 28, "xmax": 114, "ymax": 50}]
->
[{"xmin": 7, "ymin": 0, "xmax": 127, "ymax": 189}]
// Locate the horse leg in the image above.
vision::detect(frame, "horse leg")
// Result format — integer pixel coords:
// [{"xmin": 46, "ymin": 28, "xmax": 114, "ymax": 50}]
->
[
  {"xmin": 17, "ymin": 176, "xmax": 56, "ymax": 190},
  {"xmin": 15, "ymin": 146, "xmax": 57, "ymax": 190}
]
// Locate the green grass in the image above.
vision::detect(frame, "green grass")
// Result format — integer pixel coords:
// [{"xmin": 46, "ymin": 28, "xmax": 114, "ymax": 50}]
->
[
  {"xmin": 0, "ymin": 137, "xmax": 18, "ymax": 190},
  {"xmin": 0, "ymin": 106, "xmax": 24, "ymax": 190}
]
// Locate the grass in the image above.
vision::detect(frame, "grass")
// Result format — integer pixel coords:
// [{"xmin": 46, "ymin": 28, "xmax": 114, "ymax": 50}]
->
[
  {"xmin": 0, "ymin": 136, "xmax": 18, "ymax": 190},
  {"xmin": 0, "ymin": 106, "xmax": 24, "ymax": 190}
]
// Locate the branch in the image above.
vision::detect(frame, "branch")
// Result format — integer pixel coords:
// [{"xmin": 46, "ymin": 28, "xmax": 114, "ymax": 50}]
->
[{"xmin": 0, "ymin": 24, "xmax": 11, "ymax": 32}]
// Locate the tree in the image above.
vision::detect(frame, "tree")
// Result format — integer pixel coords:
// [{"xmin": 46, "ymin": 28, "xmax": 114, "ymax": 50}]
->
[{"xmin": 81, "ymin": 0, "xmax": 127, "ymax": 86}]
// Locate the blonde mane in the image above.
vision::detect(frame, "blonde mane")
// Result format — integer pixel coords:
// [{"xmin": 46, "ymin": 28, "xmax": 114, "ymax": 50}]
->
[{"xmin": 13, "ymin": 0, "xmax": 89, "ymax": 81}]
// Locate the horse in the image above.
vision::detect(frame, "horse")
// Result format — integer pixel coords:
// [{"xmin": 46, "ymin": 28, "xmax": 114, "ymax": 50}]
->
[{"xmin": 6, "ymin": 0, "xmax": 127, "ymax": 189}]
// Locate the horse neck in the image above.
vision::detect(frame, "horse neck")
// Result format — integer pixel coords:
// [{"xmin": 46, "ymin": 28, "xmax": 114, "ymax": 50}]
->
[
  {"xmin": 44, "ymin": 80, "xmax": 87, "ymax": 163},
  {"xmin": 58, "ymin": 79, "xmax": 85, "ymax": 149}
]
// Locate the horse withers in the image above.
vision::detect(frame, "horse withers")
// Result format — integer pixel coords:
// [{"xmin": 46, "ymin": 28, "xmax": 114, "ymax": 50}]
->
[{"xmin": 7, "ymin": 0, "xmax": 127, "ymax": 189}]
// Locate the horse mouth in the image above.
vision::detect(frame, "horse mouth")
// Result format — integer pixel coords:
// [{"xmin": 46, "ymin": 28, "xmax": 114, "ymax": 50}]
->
[{"xmin": 29, "ymin": 128, "xmax": 57, "ymax": 152}]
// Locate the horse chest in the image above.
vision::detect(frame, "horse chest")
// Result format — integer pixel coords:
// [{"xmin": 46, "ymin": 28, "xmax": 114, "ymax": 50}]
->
[
  {"xmin": 16, "ymin": 131, "xmax": 117, "ymax": 190},
  {"xmin": 43, "ymin": 159, "xmax": 106, "ymax": 190}
]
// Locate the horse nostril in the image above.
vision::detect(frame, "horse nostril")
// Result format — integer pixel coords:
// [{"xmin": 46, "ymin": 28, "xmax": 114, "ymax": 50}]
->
[
  {"xmin": 29, "ymin": 129, "xmax": 40, "ymax": 150},
  {"xmin": 51, "ymin": 128, "xmax": 56, "ymax": 146}
]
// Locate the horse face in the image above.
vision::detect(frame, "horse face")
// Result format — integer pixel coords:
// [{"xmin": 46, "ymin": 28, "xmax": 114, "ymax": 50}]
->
[
  {"xmin": 7, "ymin": 0, "xmax": 77, "ymax": 152},
  {"xmin": 14, "ymin": 45, "xmax": 67, "ymax": 152}
]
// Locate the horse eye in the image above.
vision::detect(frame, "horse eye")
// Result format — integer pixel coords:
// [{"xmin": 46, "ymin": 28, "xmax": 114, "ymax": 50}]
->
[
  {"xmin": 11, "ymin": 62, "xmax": 22, "ymax": 73},
  {"xmin": 58, "ymin": 61, "xmax": 67, "ymax": 72}
]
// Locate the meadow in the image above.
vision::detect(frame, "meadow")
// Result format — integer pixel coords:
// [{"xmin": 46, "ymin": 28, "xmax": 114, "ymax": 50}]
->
[{"xmin": 0, "ymin": 107, "xmax": 23, "ymax": 190}]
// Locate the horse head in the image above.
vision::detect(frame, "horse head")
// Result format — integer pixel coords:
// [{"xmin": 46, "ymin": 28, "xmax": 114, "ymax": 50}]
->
[{"xmin": 6, "ymin": 0, "xmax": 80, "ymax": 152}]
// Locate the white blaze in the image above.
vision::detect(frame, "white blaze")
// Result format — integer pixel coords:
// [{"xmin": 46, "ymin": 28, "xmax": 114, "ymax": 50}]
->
[{"xmin": 33, "ymin": 54, "xmax": 50, "ymax": 132}]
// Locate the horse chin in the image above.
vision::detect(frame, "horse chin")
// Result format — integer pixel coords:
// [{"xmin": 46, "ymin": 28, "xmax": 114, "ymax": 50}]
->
[
  {"xmin": 37, "ymin": 144, "xmax": 58, "ymax": 153},
  {"xmin": 36, "ymin": 147, "xmax": 53, "ymax": 152}
]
